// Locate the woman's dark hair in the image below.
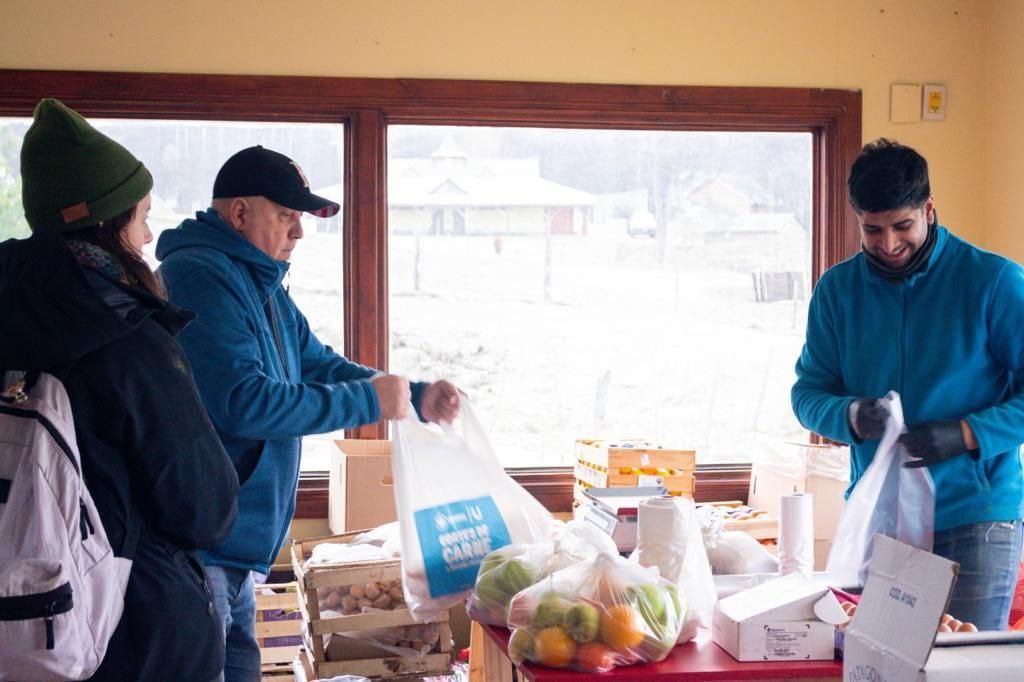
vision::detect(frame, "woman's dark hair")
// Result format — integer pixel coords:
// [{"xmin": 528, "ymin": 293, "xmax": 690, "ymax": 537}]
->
[
  {"xmin": 65, "ymin": 205, "xmax": 165, "ymax": 299},
  {"xmin": 847, "ymin": 138, "xmax": 930, "ymax": 213}
]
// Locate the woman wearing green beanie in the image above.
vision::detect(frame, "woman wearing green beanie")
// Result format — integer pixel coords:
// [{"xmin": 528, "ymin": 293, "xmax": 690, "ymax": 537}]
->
[{"xmin": 0, "ymin": 99, "xmax": 239, "ymax": 681}]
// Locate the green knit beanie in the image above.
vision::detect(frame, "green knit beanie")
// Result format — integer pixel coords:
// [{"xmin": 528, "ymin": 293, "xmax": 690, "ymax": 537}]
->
[{"xmin": 20, "ymin": 98, "xmax": 153, "ymax": 232}]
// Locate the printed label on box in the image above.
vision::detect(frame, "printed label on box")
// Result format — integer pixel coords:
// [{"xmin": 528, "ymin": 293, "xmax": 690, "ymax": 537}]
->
[
  {"xmin": 414, "ymin": 495, "xmax": 511, "ymax": 598},
  {"xmin": 763, "ymin": 623, "xmax": 812, "ymax": 659},
  {"xmin": 637, "ymin": 474, "xmax": 665, "ymax": 487}
]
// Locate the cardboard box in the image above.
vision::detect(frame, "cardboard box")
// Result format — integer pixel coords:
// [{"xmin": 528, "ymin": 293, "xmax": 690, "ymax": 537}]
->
[
  {"xmin": 712, "ymin": 572, "xmax": 846, "ymax": 661},
  {"xmin": 748, "ymin": 442, "xmax": 849, "ymax": 569},
  {"xmin": 328, "ymin": 440, "xmax": 395, "ymax": 534},
  {"xmin": 844, "ymin": 535, "xmax": 1024, "ymax": 681}
]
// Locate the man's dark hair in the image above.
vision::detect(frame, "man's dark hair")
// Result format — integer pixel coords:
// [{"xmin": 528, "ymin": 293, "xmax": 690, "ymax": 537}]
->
[{"xmin": 847, "ymin": 138, "xmax": 930, "ymax": 213}]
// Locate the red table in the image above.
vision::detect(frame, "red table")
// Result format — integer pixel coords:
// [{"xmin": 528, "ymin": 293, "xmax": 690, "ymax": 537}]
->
[{"xmin": 480, "ymin": 624, "xmax": 842, "ymax": 681}]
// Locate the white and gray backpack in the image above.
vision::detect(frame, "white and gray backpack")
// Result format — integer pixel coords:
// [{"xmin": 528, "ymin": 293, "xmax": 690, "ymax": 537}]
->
[{"xmin": 0, "ymin": 370, "xmax": 134, "ymax": 681}]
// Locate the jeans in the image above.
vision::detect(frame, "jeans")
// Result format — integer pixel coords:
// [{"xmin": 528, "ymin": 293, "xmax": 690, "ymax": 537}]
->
[
  {"xmin": 206, "ymin": 566, "xmax": 262, "ymax": 682},
  {"xmin": 932, "ymin": 520, "xmax": 1024, "ymax": 631}
]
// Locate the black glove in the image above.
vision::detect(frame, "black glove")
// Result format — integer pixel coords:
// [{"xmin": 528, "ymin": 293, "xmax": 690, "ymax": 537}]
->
[
  {"xmin": 900, "ymin": 420, "xmax": 968, "ymax": 468},
  {"xmin": 849, "ymin": 398, "xmax": 890, "ymax": 440}
]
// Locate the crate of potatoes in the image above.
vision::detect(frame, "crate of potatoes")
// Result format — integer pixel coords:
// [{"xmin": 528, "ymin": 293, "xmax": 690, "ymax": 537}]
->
[
  {"xmin": 574, "ymin": 439, "xmax": 696, "ymax": 506},
  {"xmin": 291, "ymin": 531, "xmax": 453, "ymax": 680}
]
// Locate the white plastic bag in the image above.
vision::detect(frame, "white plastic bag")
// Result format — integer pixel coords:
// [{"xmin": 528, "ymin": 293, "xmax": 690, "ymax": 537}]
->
[
  {"xmin": 630, "ymin": 496, "xmax": 716, "ymax": 643},
  {"xmin": 826, "ymin": 391, "xmax": 935, "ymax": 586},
  {"xmin": 697, "ymin": 505, "xmax": 778, "ymax": 575},
  {"xmin": 392, "ymin": 400, "xmax": 552, "ymax": 622}
]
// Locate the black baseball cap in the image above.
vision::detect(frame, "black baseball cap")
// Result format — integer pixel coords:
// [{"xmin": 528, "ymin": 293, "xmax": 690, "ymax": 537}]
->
[{"xmin": 213, "ymin": 145, "xmax": 340, "ymax": 218}]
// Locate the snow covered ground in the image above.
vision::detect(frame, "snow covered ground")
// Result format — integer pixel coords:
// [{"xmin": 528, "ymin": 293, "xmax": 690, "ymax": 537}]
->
[{"xmin": 291, "ymin": 229, "xmax": 810, "ymax": 470}]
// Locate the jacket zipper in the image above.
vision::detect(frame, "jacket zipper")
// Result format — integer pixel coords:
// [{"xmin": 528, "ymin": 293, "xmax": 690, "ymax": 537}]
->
[
  {"xmin": 265, "ymin": 296, "xmax": 288, "ymax": 379},
  {"xmin": 898, "ymin": 284, "xmax": 907, "ymax": 396}
]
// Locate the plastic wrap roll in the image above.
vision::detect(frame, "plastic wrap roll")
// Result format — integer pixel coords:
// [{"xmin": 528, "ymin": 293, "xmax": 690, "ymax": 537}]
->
[
  {"xmin": 634, "ymin": 495, "xmax": 717, "ymax": 644},
  {"xmin": 778, "ymin": 492, "xmax": 815, "ymax": 577},
  {"xmin": 636, "ymin": 496, "xmax": 689, "ymax": 582}
]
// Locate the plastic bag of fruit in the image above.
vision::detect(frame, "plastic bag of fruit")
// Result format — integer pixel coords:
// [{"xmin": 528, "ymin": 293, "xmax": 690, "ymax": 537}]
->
[
  {"xmin": 468, "ymin": 520, "xmax": 619, "ymax": 626},
  {"xmin": 505, "ymin": 553, "xmax": 685, "ymax": 672},
  {"xmin": 467, "ymin": 543, "xmax": 551, "ymax": 625}
]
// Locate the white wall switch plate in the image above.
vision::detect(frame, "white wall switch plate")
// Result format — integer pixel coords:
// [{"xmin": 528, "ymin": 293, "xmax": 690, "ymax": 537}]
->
[{"xmin": 890, "ymin": 83, "xmax": 922, "ymax": 123}]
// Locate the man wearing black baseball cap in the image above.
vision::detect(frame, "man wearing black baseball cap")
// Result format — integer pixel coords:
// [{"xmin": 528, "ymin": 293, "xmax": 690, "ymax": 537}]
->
[{"xmin": 156, "ymin": 146, "xmax": 460, "ymax": 681}]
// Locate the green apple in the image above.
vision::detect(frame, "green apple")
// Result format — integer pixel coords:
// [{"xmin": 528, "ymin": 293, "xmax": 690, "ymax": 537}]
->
[
  {"xmin": 497, "ymin": 559, "xmax": 534, "ymax": 595},
  {"xmin": 663, "ymin": 583, "xmax": 684, "ymax": 624},
  {"xmin": 478, "ymin": 548, "xmax": 515, "ymax": 578},
  {"xmin": 531, "ymin": 593, "xmax": 570, "ymax": 629},
  {"xmin": 564, "ymin": 602, "xmax": 600, "ymax": 643},
  {"xmin": 507, "ymin": 627, "xmax": 535, "ymax": 664},
  {"xmin": 474, "ymin": 559, "xmax": 535, "ymax": 611},
  {"xmin": 628, "ymin": 584, "xmax": 667, "ymax": 632}
]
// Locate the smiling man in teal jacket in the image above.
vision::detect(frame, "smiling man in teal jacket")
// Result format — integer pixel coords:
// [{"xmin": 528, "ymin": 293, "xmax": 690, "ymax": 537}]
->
[
  {"xmin": 156, "ymin": 146, "xmax": 461, "ymax": 681},
  {"xmin": 793, "ymin": 139, "xmax": 1024, "ymax": 630}
]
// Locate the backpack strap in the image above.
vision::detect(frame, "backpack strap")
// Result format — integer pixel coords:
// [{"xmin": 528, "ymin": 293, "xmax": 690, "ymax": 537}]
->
[{"xmin": 2, "ymin": 369, "xmax": 144, "ymax": 561}]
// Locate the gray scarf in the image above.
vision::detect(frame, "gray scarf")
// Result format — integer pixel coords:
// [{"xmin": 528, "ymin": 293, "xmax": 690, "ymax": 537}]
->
[{"xmin": 863, "ymin": 217, "xmax": 938, "ymax": 281}]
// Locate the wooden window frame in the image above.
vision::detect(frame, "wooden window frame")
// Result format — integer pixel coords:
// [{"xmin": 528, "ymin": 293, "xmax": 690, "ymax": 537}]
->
[{"xmin": 0, "ymin": 70, "xmax": 861, "ymax": 517}]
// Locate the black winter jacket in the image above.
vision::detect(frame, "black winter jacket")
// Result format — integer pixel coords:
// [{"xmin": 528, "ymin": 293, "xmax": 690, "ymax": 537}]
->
[{"xmin": 0, "ymin": 230, "xmax": 239, "ymax": 681}]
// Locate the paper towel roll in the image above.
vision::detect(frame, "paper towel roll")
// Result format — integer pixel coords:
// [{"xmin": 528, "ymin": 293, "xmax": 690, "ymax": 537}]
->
[
  {"xmin": 778, "ymin": 492, "xmax": 814, "ymax": 577},
  {"xmin": 636, "ymin": 496, "xmax": 689, "ymax": 582}
]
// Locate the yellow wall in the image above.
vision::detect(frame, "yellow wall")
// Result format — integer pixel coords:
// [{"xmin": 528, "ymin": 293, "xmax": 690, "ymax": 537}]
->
[
  {"xmin": 3, "ymin": 1, "xmax": 1018, "ymax": 253},
  {"xmin": 983, "ymin": 1, "xmax": 1024, "ymax": 257}
]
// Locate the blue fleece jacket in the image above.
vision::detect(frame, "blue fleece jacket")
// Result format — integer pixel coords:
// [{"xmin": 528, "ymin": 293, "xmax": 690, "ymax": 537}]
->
[
  {"xmin": 156, "ymin": 210, "xmax": 412, "ymax": 573},
  {"xmin": 793, "ymin": 226, "xmax": 1024, "ymax": 532}
]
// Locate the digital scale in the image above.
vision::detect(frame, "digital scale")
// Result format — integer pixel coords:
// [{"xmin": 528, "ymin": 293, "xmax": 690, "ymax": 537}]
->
[{"xmin": 577, "ymin": 486, "xmax": 668, "ymax": 553}]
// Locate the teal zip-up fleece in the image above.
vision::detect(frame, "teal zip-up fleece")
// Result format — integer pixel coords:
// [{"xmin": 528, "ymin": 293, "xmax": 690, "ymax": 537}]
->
[
  {"xmin": 792, "ymin": 226, "xmax": 1024, "ymax": 532},
  {"xmin": 156, "ymin": 210, "xmax": 424, "ymax": 574}
]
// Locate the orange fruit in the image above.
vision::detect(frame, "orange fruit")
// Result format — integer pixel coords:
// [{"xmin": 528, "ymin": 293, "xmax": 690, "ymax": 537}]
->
[
  {"xmin": 533, "ymin": 626, "xmax": 576, "ymax": 668},
  {"xmin": 600, "ymin": 604, "xmax": 646, "ymax": 651},
  {"xmin": 575, "ymin": 641, "xmax": 617, "ymax": 671}
]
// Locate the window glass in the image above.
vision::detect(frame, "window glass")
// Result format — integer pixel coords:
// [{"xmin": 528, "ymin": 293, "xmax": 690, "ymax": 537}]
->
[
  {"xmin": 1, "ymin": 117, "xmax": 344, "ymax": 471},
  {"xmin": 0, "ymin": 119, "xmax": 30, "ymax": 240},
  {"xmin": 388, "ymin": 125, "xmax": 812, "ymax": 466}
]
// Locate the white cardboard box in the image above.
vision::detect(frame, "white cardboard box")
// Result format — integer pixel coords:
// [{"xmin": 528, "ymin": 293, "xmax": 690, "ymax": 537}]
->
[
  {"xmin": 748, "ymin": 442, "xmax": 849, "ymax": 542},
  {"xmin": 844, "ymin": 535, "xmax": 1024, "ymax": 681},
  {"xmin": 712, "ymin": 572, "xmax": 846, "ymax": 661},
  {"xmin": 749, "ymin": 442, "xmax": 849, "ymax": 570}
]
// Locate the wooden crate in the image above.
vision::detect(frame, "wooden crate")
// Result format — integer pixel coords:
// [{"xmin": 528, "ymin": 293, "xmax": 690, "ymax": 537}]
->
[
  {"xmin": 291, "ymin": 532, "xmax": 453, "ymax": 680},
  {"xmin": 700, "ymin": 500, "xmax": 779, "ymax": 541},
  {"xmin": 256, "ymin": 582, "xmax": 302, "ymax": 680},
  {"xmin": 574, "ymin": 439, "xmax": 696, "ymax": 501}
]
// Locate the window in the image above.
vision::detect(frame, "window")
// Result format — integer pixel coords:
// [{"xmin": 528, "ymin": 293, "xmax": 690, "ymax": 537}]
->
[
  {"xmin": 0, "ymin": 71, "xmax": 861, "ymax": 512},
  {"xmin": 388, "ymin": 125, "xmax": 812, "ymax": 466},
  {"xmin": 1, "ymin": 113, "xmax": 344, "ymax": 471},
  {"xmin": 0, "ymin": 118, "xmax": 30, "ymax": 240}
]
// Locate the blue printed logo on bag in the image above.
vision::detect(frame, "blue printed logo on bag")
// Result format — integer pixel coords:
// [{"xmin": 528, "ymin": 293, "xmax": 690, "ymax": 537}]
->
[{"xmin": 413, "ymin": 495, "xmax": 511, "ymax": 598}]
